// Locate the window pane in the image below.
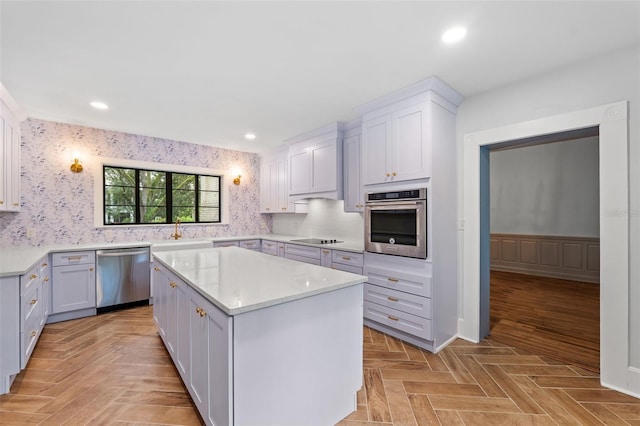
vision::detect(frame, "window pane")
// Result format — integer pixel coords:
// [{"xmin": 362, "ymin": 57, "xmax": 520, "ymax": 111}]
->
[
  {"xmin": 140, "ymin": 170, "xmax": 166, "ymax": 189},
  {"xmin": 173, "ymin": 207, "xmax": 196, "ymax": 223},
  {"xmin": 198, "ymin": 191, "xmax": 219, "ymax": 207},
  {"xmin": 105, "ymin": 205, "xmax": 135, "ymax": 224},
  {"xmin": 104, "ymin": 186, "xmax": 135, "ymax": 206},
  {"xmin": 173, "ymin": 173, "xmax": 195, "ymax": 190},
  {"xmin": 104, "ymin": 167, "xmax": 135, "ymax": 186},
  {"xmin": 140, "ymin": 206, "xmax": 167, "ymax": 223},
  {"xmin": 199, "ymin": 175, "xmax": 219, "ymax": 191},
  {"xmin": 199, "ymin": 207, "xmax": 220, "ymax": 222}
]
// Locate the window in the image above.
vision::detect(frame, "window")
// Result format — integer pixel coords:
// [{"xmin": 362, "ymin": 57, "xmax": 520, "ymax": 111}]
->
[{"xmin": 103, "ymin": 166, "xmax": 221, "ymax": 225}]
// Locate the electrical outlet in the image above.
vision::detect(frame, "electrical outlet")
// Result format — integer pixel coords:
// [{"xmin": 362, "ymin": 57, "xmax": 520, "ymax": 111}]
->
[{"xmin": 26, "ymin": 228, "xmax": 36, "ymax": 238}]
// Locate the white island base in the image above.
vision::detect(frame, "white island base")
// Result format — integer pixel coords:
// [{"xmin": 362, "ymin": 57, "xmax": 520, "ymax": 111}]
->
[{"xmin": 153, "ymin": 248, "xmax": 365, "ymax": 426}]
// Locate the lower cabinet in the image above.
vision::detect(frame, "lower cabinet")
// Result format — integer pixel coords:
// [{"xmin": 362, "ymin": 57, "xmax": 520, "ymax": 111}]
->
[
  {"xmin": 20, "ymin": 255, "xmax": 50, "ymax": 369},
  {"xmin": 50, "ymin": 251, "xmax": 96, "ymax": 323}
]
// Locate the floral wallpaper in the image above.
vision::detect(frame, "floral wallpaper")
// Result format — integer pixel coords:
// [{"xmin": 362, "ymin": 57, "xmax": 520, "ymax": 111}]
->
[{"xmin": 0, "ymin": 118, "xmax": 271, "ymax": 247}]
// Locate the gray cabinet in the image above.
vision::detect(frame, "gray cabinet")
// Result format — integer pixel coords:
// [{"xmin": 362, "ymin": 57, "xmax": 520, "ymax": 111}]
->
[{"xmin": 50, "ymin": 251, "xmax": 96, "ymax": 322}]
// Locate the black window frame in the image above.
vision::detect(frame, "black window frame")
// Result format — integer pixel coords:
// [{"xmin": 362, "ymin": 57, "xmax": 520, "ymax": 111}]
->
[{"xmin": 103, "ymin": 165, "xmax": 222, "ymax": 225}]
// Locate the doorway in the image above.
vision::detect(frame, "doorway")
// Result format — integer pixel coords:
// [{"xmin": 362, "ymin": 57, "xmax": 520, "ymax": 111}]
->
[
  {"xmin": 460, "ymin": 101, "xmax": 631, "ymax": 393},
  {"xmin": 487, "ymin": 131, "xmax": 600, "ymax": 371}
]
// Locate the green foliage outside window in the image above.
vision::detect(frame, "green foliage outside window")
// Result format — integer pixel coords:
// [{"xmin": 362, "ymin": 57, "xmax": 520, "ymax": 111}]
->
[{"xmin": 103, "ymin": 166, "xmax": 221, "ymax": 225}]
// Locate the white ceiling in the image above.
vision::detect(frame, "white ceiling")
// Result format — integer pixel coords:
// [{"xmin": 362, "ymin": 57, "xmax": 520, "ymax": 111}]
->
[{"xmin": 1, "ymin": 1, "xmax": 639, "ymax": 154}]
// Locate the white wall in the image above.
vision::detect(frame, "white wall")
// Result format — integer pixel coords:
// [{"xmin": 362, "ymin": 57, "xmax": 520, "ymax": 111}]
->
[
  {"xmin": 271, "ymin": 199, "xmax": 364, "ymax": 244},
  {"xmin": 457, "ymin": 46, "xmax": 639, "ymax": 368},
  {"xmin": 490, "ymin": 136, "xmax": 599, "ymax": 237}
]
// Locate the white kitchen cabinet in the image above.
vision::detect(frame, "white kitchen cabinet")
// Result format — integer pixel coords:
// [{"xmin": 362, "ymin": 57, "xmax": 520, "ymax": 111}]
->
[
  {"xmin": 286, "ymin": 122, "xmax": 343, "ymax": 201},
  {"xmin": 357, "ymin": 77, "xmax": 462, "ymax": 186},
  {"xmin": 260, "ymin": 148, "xmax": 294, "ymax": 213},
  {"xmin": 213, "ymin": 240, "xmax": 238, "ymax": 248},
  {"xmin": 19, "ymin": 254, "xmax": 49, "ymax": 369},
  {"xmin": 261, "ymin": 240, "xmax": 278, "ymax": 256},
  {"xmin": 0, "ymin": 83, "xmax": 25, "ymax": 212},
  {"xmin": 165, "ymin": 271, "xmax": 179, "ymax": 358},
  {"xmin": 331, "ymin": 250, "xmax": 364, "ymax": 275},
  {"xmin": 0, "ymin": 276, "xmax": 19, "ymax": 394},
  {"xmin": 50, "ymin": 251, "xmax": 96, "ymax": 319},
  {"xmin": 238, "ymin": 239, "xmax": 260, "ymax": 251},
  {"xmin": 342, "ymin": 123, "xmax": 364, "ymax": 212},
  {"xmin": 320, "ymin": 249, "xmax": 332, "ymax": 268},
  {"xmin": 284, "ymin": 243, "xmax": 321, "ymax": 265},
  {"xmin": 152, "ymin": 265, "xmax": 167, "ymax": 340}
]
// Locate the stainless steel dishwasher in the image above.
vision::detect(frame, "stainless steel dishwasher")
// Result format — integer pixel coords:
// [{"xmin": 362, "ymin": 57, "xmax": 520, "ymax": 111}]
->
[{"xmin": 96, "ymin": 247, "xmax": 150, "ymax": 312}]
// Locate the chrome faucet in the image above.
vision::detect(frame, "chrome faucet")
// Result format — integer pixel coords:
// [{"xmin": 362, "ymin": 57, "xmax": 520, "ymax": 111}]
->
[{"xmin": 171, "ymin": 218, "xmax": 182, "ymax": 240}]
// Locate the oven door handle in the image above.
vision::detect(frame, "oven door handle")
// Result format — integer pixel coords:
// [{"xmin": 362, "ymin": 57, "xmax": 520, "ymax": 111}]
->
[{"xmin": 365, "ymin": 200, "xmax": 424, "ymax": 208}]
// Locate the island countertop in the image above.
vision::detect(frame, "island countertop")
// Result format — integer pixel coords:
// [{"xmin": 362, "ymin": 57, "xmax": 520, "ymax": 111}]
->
[{"xmin": 153, "ymin": 246, "xmax": 367, "ymax": 316}]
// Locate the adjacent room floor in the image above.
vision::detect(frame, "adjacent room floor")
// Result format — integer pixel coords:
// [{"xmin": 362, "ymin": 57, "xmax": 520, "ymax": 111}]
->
[
  {"xmin": 490, "ymin": 270, "xmax": 600, "ymax": 373},
  {"xmin": 1, "ymin": 305, "xmax": 638, "ymax": 425}
]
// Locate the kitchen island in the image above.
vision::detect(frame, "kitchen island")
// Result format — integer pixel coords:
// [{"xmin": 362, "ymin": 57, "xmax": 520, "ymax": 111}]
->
[{"xmin": 152, "ymin": 246, "xmax": 366, "ymax": 426}]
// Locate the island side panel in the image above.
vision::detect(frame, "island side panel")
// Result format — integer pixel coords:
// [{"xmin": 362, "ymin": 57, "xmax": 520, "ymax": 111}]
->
[{"xmin": 232, "ymin": 283, "xmax": 363, "ymax": 426}]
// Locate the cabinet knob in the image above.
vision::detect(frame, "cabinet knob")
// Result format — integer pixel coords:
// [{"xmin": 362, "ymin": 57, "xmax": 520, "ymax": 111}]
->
[
  {"xmin": 43, "ymin": 277, "xmax": 49, "ymax": 282},
  {"xmin": 30, "ymin": 299, "xmax": 37, "ymax": 305},
  {"xmin": 392, "ymin": 172, "xmax": 397, "ymax": 177},
  {"xmin": 31, "ymin": 330, "xmax": 37, "ymax": 337},
  {"xmin": 170, "ymin": 281, "xmax": 177, "ymax": 288},
  {"xmin": 42, "ymin": 263, "xmax": 48, "ymax": 267},
  {"xmin": 89, "ymin": 267, "xmax": 94, "ymax": 272},
  {"xmin": 30, "ymin": 274, "xmax": 38, "ymax": 279},
  {"xmin": 0, "ymin": 200, "xmax": 4, "ymax": 204},
  {"xmin": 154, "ymin": 267, "xmax": 160, "ymax": 272},
  {"xmin": 386, "ymin": 173, "xmax": 390, "ymax": 177}
]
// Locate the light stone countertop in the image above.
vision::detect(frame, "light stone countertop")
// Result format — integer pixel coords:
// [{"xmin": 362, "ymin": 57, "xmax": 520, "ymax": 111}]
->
[
  {"xmin": 153, "ymin": 246, "xmax": 367, "ymax": 315},
  {"xmin": 0, "ymin": 234, "xmax": 364, "ymax": 277}
]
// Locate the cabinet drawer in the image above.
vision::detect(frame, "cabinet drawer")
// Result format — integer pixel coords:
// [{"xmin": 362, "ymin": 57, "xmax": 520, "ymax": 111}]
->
[
  {"xmin": 364, "ymin": 283, "xmax": 431, "ymax": 319},
  {"xmin": 364, "ymin": 300, "xmax": 432, "ymax": 341},
  {"xmin": 285, "ymin": 244, "xmax": 320, "ymax": 260},
  {"xmin": 239, "ymin": 240, "xmax": 260, "ymax": 250},
  {"xmin": 285, "ymin": 253, "xmax": 321, "ymax": 266},
  {"xmin": 20, "ymin": 264, "xmax": 40, "ymax": 295},
  {"xmin": 331, "ymin": 250, "xmax": 363, "ymax": 267},
  {"xmin": 21, "ymin": 283, "xmax": 43, "ymax": 331},
  {"xmin": 213, "ymin": 241, "xmax": 239, "ymax": 248},
  {"xmin": 261, "ymin": 241, "xmax": 278, "ymax": 256},
  {"xmin": 52, "ymin": 251, "xmax": 95, "ymax": 266},
  {"xmin": 331, "ymin": 263, "xmax": 363, "ymax": 275},
  {"xmin": 364, "ymin": 265, "xmax": 431, "ymax": 298}
]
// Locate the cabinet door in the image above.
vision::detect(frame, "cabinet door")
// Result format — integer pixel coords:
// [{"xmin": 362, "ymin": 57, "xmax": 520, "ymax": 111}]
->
[
  {"xmin": 276, "ymin": 155, "xmax": 292, "ymax": 212},
  {"xmin": 392, "ymin": 103, "xmax": 430, "ymax": 181},
  {"xmin": 152, "ymin": 266, "xmax": 167, "ymax": 338},
  {"xmin": 288, "ymin": 149, "xmax": 310, "ymax": 195},
  {"xmin": 343, "ymin": 133, "xmax": 363, "ymax": 212},
  {"xmin": 310, "ymin": 139, "xmax": 338, "ymax": 193},
  {"xmin": 189, "ymin": 292, "xmax": 209, "ymax": 416},
  {"xmin": 259, "ymin": 160, "xmax": 273, "ymax": 212},
  {"xmin": 165, "ymin": 274, "xmax": 178, "ymax": 358},
  {"xmin": 362, "ymin": 115, "xmax": 391, "ymax": 185},
  {"xmin": 0, "ymin": 110, "xmax": 20, "ymax": 212},
  {"xmin": 176, "ymin": 282, "xmax": 190, "ymax": 380},
  {"xmin": 51, "ymin": 264, "xmax": 96, "ymax": 313},
  {"xmin": 207, "ymin": 297, "xmax": 233, "ymax": 426},
  {"xmin": 39, "ymin": 259, "xmax": 51, "ymax": 322},
  {"xmin": 320, "ymin": 249, "xmax": 332, "ymax": 268}
]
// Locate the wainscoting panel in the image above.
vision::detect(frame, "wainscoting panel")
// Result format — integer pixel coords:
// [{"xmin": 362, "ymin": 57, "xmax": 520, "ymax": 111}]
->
[{"xmin": 490, "ymin": 234, "xmax": 600, "ymax": 283}]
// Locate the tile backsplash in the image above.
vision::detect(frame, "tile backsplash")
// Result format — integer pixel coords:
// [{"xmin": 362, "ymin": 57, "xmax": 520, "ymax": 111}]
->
[{"xmin": 0, "ymin": 118, "xmax": 271, "ymax": 247}]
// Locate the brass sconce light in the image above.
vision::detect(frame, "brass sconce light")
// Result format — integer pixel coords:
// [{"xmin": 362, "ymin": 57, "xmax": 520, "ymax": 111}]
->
[
  {"xmin": 233, "ymin": 174, "xmax": 241, "ymax": 185},
  {"xmin": 231, "ymin": 167, "xmax": 242, "ymax": 185},
  {"xmin": 70, "ymin": 156, "xmax": 83, "ymax": 173}
]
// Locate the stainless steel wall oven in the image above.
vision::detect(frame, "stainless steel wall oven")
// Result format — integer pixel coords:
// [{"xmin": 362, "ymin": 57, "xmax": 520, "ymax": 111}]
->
[{"xmin": 365, "ymin": 188, "xmax": 427, "ymax": 259}]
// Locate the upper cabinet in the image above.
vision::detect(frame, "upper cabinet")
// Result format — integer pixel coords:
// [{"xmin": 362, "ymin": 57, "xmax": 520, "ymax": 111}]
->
[
  {"xmin": 286, "ymin": 122, "xmax": 343, "ymax": 201},
  {"xmin": 356, "ymin": 77, "xmax": 463, "ymax": 186},
  {"xmin": 342, "ymin": 120, "xmax": 364, "ymax": 213},
  {"xmin": 0, "ymin": 83, "xmax": 26, "ymax": 212},
  {"xmin": 260, "ymin": 147, "xmax": 294, "ymax": 213}
]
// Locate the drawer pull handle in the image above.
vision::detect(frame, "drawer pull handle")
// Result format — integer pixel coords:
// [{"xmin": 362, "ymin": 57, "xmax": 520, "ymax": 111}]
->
[
  {"xmin": 322, "ymin": 250, "xmax": 330, "ymax": 254},
  {"xmin": 67, "ymin": 256, "xmax": 82, "ymax": 261},
  {"xmin": 196, "ymin": 307, "xmax": 207, "ymax": 317},
  {"xmin": 388, "ymin": 315, "xmax": 399, "ymax": 321},
  {"xmin": 43, "ymin": 277, "xmax": 49, "ymax": 282},
  {"xmin": 13, "ymin": 203, "xmax": 19, "ymax": 206},
  {"xmin": 388, "ymin": 278, "xmax": 399, "ymax": 283},
  {"xmin": 170, "ymin": 282, "xmax": 177, "ymax": 288},
  {"xmin": 154, "ymin": 267, "xmax": 160, "ymax": 271},
  {"xmin": 387, "ymin": 296, "xmax": 399, "ymax": 302},
  {"xmin": 30, "ymin": 299, "xmax": 37, "ymax": 305},
  {"xmin": 342, "ymin": 256, "xmax": 351, "ymax": 261},
  {"xmin": 30, "ymin": 274, "xmax": 38, "ymax": 280},
  {"xmin": 31, "ymin": 330, "xmax": 37, "ymax": 337}
]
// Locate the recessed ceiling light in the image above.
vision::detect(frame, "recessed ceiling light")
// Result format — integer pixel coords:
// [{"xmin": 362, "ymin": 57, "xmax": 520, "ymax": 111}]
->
[
  {"xmin": 244, "ymin": 133, "xmax": 256, "ymax": 140},
  {"xmin": 442, "ymin": 26, "xmax": 467, "ymax": 44},
  {"xmin": 90, "ymin": 101, "xmax": 109, "ymax": 110}
]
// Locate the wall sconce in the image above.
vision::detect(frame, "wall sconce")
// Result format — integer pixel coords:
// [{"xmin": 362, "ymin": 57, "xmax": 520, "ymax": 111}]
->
[
  {"xmin": 231, "ymin": 167, "xmax": 242, "ymax": 185},
  {"xmin": 70, "ymin": 155, "xmax": 83, "ymax": 173}
]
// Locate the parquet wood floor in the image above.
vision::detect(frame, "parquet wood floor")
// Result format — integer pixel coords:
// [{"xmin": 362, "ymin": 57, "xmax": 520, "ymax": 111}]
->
[
  {"xmin": 489, "ymin": 271, "xmax": 600, "ymax": 372},
  {"xmin": 1, "ymin": 305, "xmax": 638, "ymax": 425}
]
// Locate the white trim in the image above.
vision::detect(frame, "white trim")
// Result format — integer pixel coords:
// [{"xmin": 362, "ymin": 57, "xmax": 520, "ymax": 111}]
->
[
  {"xmin": 461, "ymin": 101, "xmax": 632, "ymax": 394},
  {"xmin": 93, "ymin": 156, "xmax": 230, "ymax": 228}
]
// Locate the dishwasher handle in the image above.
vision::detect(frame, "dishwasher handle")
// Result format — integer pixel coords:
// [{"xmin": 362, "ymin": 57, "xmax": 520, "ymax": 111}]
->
[{"xmin": 96, "ymin": 249, "xmax": 150, "ymax": 257}]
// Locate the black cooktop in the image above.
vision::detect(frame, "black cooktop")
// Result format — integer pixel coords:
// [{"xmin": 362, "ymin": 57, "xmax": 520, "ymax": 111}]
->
[{"xmin": 290, "ymin": 238, "xmax": 343, "ymax": 245}]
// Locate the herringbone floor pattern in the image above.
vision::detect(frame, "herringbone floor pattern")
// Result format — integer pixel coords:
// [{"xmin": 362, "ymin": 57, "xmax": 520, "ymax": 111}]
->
[{"xmin": 0, "ymin": 306, "xmax": 638, "ymax": 425}]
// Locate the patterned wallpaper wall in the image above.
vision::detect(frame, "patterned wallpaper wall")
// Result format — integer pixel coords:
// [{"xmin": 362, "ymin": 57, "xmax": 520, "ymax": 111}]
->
[{"xmin": 0, "ymin": 118, "xmax": 271, "ymax": 247}]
